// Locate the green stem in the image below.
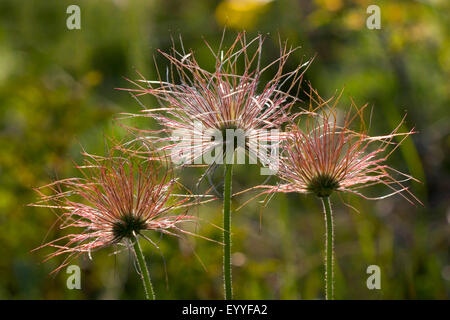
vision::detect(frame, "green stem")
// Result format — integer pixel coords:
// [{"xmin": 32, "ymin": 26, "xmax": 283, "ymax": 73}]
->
[
  {"xmin": 132, "ymin": 234, "xmax": 155, "ymax": 300},
  {"xmin": 223, "ymin": 163, "xmax": 233, "ymax": 300},
  {"xmin": 322, "ymin": 196, "xmax": 334, "ymax": 300}
]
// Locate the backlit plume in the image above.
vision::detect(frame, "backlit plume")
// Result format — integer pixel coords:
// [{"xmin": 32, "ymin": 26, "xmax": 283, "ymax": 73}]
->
[
  {"xmin": 256, "ymin": 89, "xmax": 421, "ymax": 204},
  {"xmin": 120, "ymin": 33, "xmax": 311, "ymax": 167},
  {"xmin": 31, "ymin": 152, "xmax": 200, "ymax": 272}
]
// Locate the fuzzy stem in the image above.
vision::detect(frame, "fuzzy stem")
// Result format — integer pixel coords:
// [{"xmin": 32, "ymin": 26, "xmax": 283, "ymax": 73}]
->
[
  {"xmin": 132, "ymin": 234, "xmax": 155, "ymax": 300},
  {"xmin": 223, "ymin": 163, "xmax": 233, "ymax": 300},
  {"xmin": 322, "ymin": 196, "xmax": 334, "ymax": 300}
]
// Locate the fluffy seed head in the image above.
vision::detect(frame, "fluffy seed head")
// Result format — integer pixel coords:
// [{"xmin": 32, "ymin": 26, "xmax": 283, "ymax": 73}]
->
[
  {"xmin": 31, "ymin": 152, "xmax": 198, "ymax": 272},
  {"xmin": 119, "ymin": 33, "xmax": 311, "ymax": 166},
  {"xmin": 254, "ymin": 89, "xmax": 421, "ymax": 204}
]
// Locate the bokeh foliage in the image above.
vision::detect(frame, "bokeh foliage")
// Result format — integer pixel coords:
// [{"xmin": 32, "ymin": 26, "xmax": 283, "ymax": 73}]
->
[{"xmin": 0, "ymin": 0, "xmax": 448, "ymax": 299}]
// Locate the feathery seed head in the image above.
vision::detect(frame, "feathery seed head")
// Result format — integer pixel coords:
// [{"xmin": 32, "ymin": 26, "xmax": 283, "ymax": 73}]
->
[
  {"xmin": 257, "ymin": 88, "xmax": 421, "ymax": 204},
  {"xmin": 120, "ymin": 33, "xmax": 312, "ymax": 167},
  {"xmin": 31, "ymin": 151, "xmax": 197, "ymax": 272}
]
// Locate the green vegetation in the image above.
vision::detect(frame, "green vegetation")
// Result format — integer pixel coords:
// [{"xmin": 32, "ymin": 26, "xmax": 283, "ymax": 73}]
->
[{"xmin": 0, "ymin": 0, "xmax": 448, "ymax": 299}]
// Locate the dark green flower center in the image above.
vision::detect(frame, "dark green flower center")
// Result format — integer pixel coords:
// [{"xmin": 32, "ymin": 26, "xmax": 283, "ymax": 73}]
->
[
  {"xmin": 211, "ymin": 125, "xmax": 248, "ymax": 153},
  {"xmin": 112, "ymin": 214, "xmax": 146, "ymax": 241},
  {"xmin": 307, "ymin": 174, "xmax": 339, "ymax": 197}
]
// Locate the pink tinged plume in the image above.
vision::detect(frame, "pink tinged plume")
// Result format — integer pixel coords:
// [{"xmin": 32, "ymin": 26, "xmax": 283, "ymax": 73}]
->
[
  {"xmin": 118, "ymin": 32, "xmax": 312, "ymax": 167},
  {"xmin": 246, "ymin": 89, "xmax": 422, "ymax": 206},
  {"xmin": 31, "ymin": 152, "xmax": 209, "ymax": 273}
]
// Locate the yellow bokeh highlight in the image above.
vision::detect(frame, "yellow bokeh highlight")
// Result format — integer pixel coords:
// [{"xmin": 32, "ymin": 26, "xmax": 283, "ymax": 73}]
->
[
  {"xmin": 384, "ymin": 3, "xmax": 407, "ymax": 25},
  {"xmin": 315, "ymin": 0, "xmax": 343, "ymax": 12},
  {"xmin": 215, "ymin": 0, "xmax": 273, "ymax": 30},
  {"xmin": 83, "ymin": 70, "xmax": 103, "ymax": 87},
  {"xmin": 343, "ymin": 10, "xmax": 365, "ymax": 30}
]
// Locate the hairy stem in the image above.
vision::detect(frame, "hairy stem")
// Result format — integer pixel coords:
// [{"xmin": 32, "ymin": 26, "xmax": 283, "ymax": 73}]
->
[
  {"xmin": 223, "ymin": 163, "xmax": 233, "ymax": 300},
  {"xmin": 132, "ymin": 234, "xmax": 155, "ymax": 300},
  {"xmin": 322, "ymin": 196, "xmax": 334, "ymax": 300}
]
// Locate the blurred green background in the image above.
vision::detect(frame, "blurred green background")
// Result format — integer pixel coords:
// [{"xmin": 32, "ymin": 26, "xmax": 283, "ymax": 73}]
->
[{"xmin": 0, "ymin": 0, "xmax": 448, "ymax": 299}]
